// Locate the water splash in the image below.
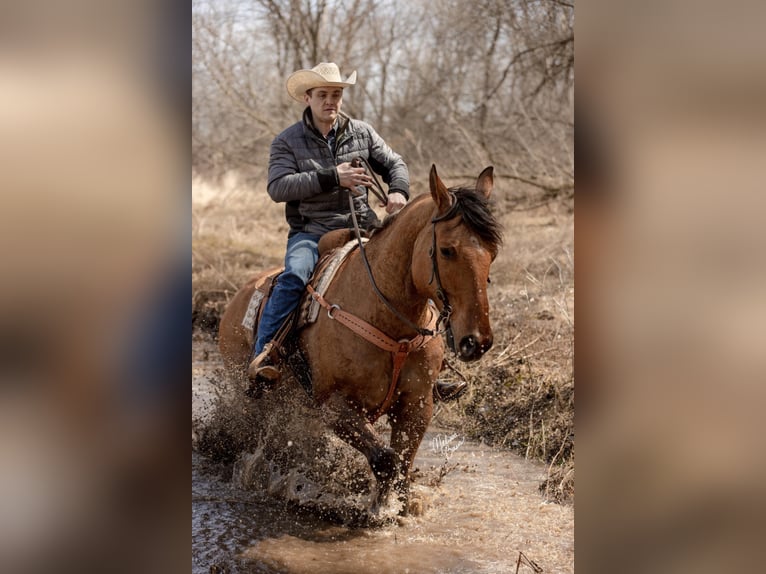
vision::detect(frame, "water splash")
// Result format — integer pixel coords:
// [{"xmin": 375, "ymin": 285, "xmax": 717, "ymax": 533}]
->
[
  {"xmin": 193, "ymin": 338, "xmax": 574, "ymax": 573},
  {"xmin": 194, "ymin": 365, "xmax": 401, "ymax": 525}
]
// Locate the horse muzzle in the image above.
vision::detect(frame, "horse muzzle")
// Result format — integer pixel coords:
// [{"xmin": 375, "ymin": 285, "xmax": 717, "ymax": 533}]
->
[{"xmin": 456, "ymin": 332, "xmax": 493, "ymax": 362}]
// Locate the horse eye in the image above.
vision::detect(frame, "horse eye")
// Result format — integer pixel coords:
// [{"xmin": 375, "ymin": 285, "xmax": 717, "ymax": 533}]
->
[
  {"xmin": 439, "ymin": 246, "xmax": 455, "ymax": 259},
  {"xmin": 487, "ymin": 276, "xmax": 492, "ymax": 284}
]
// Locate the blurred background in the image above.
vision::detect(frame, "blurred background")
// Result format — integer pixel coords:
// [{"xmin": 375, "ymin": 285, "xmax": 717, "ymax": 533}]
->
[
  {"xmin": 577, "ymin": 0, "xmax": 766, "ymax": 571},
  {"xmin": 0, "ymin": 0, "xmax": 188, "ymax": 572}
]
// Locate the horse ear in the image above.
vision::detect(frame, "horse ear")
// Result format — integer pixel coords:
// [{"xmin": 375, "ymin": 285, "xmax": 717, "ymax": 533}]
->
[
  {"xmin": 476, "ymin": 166, "xmax": 494, "ymax": 199},
  {"xmin": 429, "ymin": 164, "xmax": 452, "ymax": 213}
]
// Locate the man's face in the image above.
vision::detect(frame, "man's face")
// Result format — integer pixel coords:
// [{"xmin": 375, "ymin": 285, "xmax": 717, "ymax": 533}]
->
[{"xmin": 304, "ymin": 87, "xmax": 343, "ymax": 126}]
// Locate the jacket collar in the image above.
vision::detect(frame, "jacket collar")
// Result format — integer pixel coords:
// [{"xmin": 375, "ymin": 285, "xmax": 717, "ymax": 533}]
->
[{"xmin": 302, "ymin": 108, "xmax": 350, "ymax": 139}]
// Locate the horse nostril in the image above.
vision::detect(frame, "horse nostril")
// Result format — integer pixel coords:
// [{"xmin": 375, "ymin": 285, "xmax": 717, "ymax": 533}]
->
[
  {"xmin": 459, "ymin": 334, "xmax": 493, "ymax": 360},
  {"xmin": 460, "ymin": 335, "xmax": 478, "ymax": 358}
]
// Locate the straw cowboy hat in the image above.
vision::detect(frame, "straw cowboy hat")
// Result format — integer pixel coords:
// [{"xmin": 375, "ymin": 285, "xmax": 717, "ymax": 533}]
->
[{"xmin": 286, "ymin": 62, "xmax": 357, "ymax": 103}]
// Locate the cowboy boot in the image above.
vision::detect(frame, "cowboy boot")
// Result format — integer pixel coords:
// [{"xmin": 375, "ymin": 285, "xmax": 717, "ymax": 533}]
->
[
  {"xmin": 433, "ymin": 379, "xmax": 468, "ymax": 403},
  {"xmin": 247, "ymin": 342, "xmax": 281, "ymax": 390}
]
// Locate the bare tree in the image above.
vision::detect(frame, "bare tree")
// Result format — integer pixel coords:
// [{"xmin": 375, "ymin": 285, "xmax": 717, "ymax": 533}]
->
[{"xmin": 192, "ymin": 0, "xmax": 574, "ymax": 193}]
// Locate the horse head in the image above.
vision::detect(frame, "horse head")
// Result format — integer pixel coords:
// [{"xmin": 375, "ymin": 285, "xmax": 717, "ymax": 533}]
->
[{"xmin": 412, "ymin": 165, "xmax": 502, "ymax": 362}]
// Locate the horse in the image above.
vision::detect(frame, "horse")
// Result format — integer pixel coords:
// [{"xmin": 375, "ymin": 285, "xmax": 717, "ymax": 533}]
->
[{"xmin": 218, "ymin": 165, "xmax": 502, "ymax": 513}]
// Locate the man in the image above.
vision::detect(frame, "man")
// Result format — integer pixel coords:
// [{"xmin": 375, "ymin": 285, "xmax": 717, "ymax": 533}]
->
[{"xmin": 249, "ymin": 62, "xmax": 466, "ymax": 402}]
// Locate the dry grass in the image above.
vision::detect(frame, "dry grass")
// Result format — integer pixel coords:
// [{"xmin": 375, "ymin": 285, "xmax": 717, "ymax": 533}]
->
[
  {"xmin": 192, "ymin": 172, "xmax": 574, "ymax": 502},
  {"xmin": 433, "ymin": 195, "xmax": 574, "ymax": 502},
  {"xmin": 192, "ymin": 174, "xmax": 286, "ymax": 331}
]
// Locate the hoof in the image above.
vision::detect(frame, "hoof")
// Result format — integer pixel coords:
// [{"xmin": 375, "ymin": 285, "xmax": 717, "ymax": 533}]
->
[
  {"xmin": 405, "ymin": 484, "xmax": 432, "ymax": 517},
  {"xmin": 408, "ymin": 498, "xmax": 423, "ymax": 516},
  {"xmin": 369, "ymin": 447, "xmax": 398, "ymax": 484}
]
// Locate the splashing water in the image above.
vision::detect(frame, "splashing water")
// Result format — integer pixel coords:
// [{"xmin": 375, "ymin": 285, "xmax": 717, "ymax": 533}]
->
[{"xmin": 192, "ymin": 337, "xmax": 574, "ymax": 573}]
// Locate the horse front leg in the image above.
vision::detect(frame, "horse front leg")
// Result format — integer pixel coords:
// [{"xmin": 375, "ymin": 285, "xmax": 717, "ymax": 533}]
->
[
  {"xmin": 388, "ymin": 390, "xmax": 434, "ymax": 516},
  {"xmin": 318, "ymin": 394, "xmax": 398, "ymax": 509}
]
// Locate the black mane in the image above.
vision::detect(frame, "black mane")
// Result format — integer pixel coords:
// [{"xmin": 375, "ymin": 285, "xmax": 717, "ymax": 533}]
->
[{"xmin": 371, "ymin": 188, "xmax": 503, "ymax": 254}]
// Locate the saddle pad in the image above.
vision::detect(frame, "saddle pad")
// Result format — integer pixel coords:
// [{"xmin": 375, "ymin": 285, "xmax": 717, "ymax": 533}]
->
[
  {"xmin": 303, "ymin": 238, "xmax": 367, "ymax": 326},
  {"xmin": 241, "ymin": 269, "xmax": 282, "ymax": 332},
  {"xmin": 241, "ymin": 290, "xmax": 264, "ymax": 332}
]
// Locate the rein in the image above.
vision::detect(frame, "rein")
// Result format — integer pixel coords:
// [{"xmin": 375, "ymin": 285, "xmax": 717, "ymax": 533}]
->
[
  {"xmin": 351, "ymin": 156, "xmax": 388, "ymax": 206},
  {"xmin": 348, "ymin": 192, "xmax": 433, "ymax": 337},
  {"xmin": 346, "ymin": 188, "xmax": 460, "ymax": 339}
]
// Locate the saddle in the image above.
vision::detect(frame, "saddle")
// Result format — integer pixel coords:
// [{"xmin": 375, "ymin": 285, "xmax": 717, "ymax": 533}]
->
[
  {"xmin": 241, "ymin": 230, "xmax": 367, "ymax": 363},
  {"xmin": 242, "ymin": 229, "xmax": 448, "ymax": 410}
]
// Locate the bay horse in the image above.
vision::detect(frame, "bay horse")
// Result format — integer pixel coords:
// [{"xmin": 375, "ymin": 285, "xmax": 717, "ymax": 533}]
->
[{"xmin": 218, "ymin": 165, "xmax": 502, "ymax": 513}]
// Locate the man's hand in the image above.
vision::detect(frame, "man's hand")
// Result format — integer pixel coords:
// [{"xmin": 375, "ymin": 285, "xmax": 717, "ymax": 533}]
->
[
  {"xmin": 336, "ymin": 162, "xmax": 372, "ymax": 190},
  {"xmin": 385, "ymin": 191, "xmax": 407, "ymax": 214},
  {"xmin": 337, "ymin": 162, "xmax": 407, "ymax": 213}
]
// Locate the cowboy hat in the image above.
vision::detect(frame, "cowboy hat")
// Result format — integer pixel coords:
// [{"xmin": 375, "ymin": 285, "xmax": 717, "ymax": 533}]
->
[{"xmin": 286, "ymin": 62, "xmax": 357, "ymax": 103}]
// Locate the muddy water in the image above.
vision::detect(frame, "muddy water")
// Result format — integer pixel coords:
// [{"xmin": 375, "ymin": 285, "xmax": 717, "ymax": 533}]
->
[{"xmin": 192, "ymin": 339, "xmax": 574, "ymax": 573}]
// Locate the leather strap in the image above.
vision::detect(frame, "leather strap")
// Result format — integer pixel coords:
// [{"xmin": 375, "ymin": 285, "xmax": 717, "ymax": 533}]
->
[{"xmin": 306, "ymin": 284, "xmax": 436, "ymax": 421}]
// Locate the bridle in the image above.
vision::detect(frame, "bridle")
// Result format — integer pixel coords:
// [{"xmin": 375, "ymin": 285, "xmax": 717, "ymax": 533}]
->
[
  {"xmin": 427, "ymin": 192, "xmax": 461, "ymax": 351},
  {"xmin": 347, "ymin": 160, "xmax": 460, "ymax": 346}
]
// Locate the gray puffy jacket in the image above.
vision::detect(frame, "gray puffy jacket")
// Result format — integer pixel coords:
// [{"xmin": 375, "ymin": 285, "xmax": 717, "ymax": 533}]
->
[{"xmin": 267, "ymin": 108, "xmax": 410, "ymax": 236}]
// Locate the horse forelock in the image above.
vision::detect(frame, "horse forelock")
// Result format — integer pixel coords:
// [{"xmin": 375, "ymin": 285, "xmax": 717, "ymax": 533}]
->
[
  {"xmin": 369, "ymin": 189, "xmax": 502, "ymax": 255},
  {"xmin": 449, "ymin": 186, "xmax": 503, "ymax": 256}
]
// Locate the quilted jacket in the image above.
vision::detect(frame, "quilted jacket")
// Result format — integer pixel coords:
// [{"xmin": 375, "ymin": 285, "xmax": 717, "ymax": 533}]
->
[{"xmin": 267, "ymin": 108, "xmax": 410, "ymax": 235}]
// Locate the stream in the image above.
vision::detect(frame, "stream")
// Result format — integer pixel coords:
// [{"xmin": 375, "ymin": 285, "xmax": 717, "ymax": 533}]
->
[{"xmin": 192, "ymin": 336, "xmax": 573, "ymax": 573}]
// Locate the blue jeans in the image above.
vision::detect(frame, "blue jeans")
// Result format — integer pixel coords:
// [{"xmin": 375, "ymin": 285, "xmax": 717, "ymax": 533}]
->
[{"xmin": 253, "ymin": 231, "xmax": 321, "ymax": 357}]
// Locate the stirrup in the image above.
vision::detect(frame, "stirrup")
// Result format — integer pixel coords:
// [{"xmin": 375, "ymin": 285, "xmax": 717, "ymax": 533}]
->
[{"xmin": 247, "ymin": 342, "xmax": 281, "ymax": 384}]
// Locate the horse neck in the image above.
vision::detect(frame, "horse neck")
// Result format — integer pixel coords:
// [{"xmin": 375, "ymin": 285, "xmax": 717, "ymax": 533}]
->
[{"xmin": 362, "ymin": 198, "xmax": 433, "ymax": 334}]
